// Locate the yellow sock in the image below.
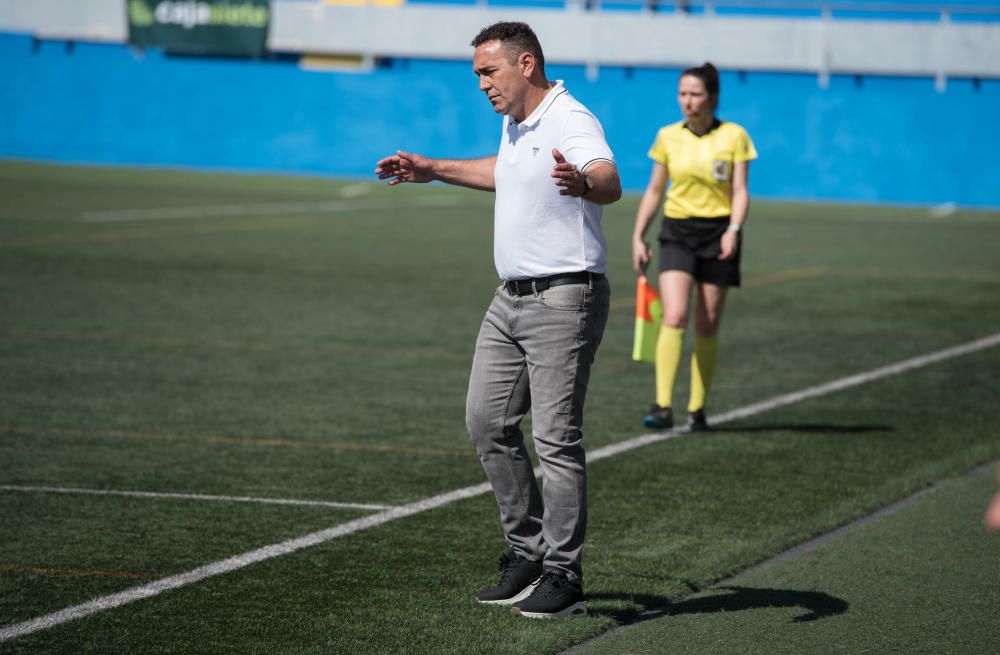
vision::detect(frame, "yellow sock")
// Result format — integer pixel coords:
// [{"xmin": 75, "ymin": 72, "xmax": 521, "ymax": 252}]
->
[
  {"xmin": 655, "ymin": 326, "xmax": 685, "ymax": 408},
  {"xmin": 688, "ymin": 334, "xmax": 719, "ymax": 412}
]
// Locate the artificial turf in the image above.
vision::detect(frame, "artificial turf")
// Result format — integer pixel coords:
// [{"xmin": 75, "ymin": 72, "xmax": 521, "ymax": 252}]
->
[
  {"xmin": 575, "ymin": 465, "xmax": 1000, "ymax": 655},
  {"xmin": 1, "ymin": 161, "xmax": 998, "ymax": 653}
]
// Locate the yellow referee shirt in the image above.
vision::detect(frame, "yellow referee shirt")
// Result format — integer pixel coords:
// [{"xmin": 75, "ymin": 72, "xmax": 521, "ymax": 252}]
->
[{"xmin": 648, "ymin": 120, "xmax": 757, "ymax": 219}]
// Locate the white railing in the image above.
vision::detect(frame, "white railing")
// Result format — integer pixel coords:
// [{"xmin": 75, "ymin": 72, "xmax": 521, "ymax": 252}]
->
[{"xmin": 2, "ymin": 0, "xmax": 998, "ymax": 89}]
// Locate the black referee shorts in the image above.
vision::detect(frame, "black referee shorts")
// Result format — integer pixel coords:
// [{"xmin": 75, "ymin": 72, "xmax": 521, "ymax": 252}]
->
[{"xmin": 658, "ymin": 216, "xmax": 741, "ymax": 287}]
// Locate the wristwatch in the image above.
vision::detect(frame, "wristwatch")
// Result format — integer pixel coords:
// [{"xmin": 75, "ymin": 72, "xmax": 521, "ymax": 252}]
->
[{"xmin": 581, "ymin": 174, "xmax": 595, "ymax": 197}]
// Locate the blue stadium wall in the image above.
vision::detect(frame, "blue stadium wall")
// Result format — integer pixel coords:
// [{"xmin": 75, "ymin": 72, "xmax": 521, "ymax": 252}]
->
[{"xmin": 1, "ymin": 31, "xmax": 998, "ymax": 208}]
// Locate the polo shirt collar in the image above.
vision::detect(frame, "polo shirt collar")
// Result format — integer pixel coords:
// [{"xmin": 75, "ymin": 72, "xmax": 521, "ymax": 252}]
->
[
  {"xmin": 514, "ymin": 80, "xmax": 566, "ymax": 128},
  {"xmin": 682, "ymin": 118, "xmax": 722, "ymax": 137}
]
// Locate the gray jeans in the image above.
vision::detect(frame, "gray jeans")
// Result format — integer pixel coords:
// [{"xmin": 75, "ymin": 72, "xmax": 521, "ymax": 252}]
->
[{"xmin": 466, "ymin": 276, "xmax": 610, "ymax": 581}]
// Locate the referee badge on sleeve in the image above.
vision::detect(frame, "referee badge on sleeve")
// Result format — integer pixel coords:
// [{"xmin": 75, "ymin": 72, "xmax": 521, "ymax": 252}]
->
[{"xmin": 712, "ymin": 160, "xmax": 731, "ymax": 181}]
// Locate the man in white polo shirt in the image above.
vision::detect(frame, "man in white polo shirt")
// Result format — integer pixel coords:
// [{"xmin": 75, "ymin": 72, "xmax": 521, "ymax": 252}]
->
[{"xmin": 375, "ymin": 21, "xmax": 620, "ymax": 619}]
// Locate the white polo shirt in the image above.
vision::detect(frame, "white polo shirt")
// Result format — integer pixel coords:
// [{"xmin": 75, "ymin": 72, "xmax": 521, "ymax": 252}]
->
[{"xmin": 493, "ymin": 81, "xmax": 615, "ymax": 281}]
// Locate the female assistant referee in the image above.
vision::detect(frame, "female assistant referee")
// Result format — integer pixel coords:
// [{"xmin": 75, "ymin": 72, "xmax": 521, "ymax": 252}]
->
[{"xmin": 631, "ymin": 62, "xmax": 757, "ymax": 432}]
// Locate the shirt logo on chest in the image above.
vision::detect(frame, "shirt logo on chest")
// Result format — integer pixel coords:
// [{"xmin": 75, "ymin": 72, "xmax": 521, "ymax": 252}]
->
[{"xmin": 532, "ymin": 147, "xmax": 540, "ymax": 157}]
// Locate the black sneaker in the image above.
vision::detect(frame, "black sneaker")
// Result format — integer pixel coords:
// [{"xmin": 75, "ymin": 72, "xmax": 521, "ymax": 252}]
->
[
  {"xmin": 643, "ymin": 404, "xmax": 673, "ymax": 430},
  {"xmin": 511, "ymin": 570, "xmax": 587, "ymax": 618},
  {"xmin": 687, "ymin": 408, "xmax": 710, "ymax": 432},
  {"xmin": 474, "ymin": 550, "xmax": 543, "ymax": 605}
]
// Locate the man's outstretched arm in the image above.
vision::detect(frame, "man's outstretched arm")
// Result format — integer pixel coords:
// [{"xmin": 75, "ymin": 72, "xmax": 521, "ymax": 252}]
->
[{"xmin": 375, "ymin": 150, "xmax": 496, "ymax": 191}]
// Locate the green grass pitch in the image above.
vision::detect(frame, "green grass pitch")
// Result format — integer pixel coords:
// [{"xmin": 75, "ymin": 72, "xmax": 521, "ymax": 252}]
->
[{"xmin": 1, "ymin": 160, "xmax": 999, "ymax": 653}]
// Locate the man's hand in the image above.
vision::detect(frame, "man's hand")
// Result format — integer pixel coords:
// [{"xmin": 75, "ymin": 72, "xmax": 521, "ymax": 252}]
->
[
  {"xmin": 550, "ymin": 148, "xmax": 587, "ymax": 197},
  {"xmin": 375, "ymin": 150, "xmax": 435, "ymax": 185}
]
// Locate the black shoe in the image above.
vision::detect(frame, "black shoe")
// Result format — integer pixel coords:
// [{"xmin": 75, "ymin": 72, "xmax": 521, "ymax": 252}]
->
[
  {"xmin": 687, "ymin": 408, "xmax": 710, "ymax": 432},
  {"xmin": 511, "ymin": 570, "xmax": 587, "ymax": 618},
  {"xmin": 474, "ymin": 549, "xmax": 543, "ymax": 605},
  {"xmin": 643, "ymin": 404, "xmax": 673, "ymax": 430}
]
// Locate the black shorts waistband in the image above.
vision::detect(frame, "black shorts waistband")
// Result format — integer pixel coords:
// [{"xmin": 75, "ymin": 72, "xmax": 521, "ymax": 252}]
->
[
  {"xmin": 664, "ymin": 215, "xmax": 731, "ymax": 222},
  {"xmin": 503, "ymin": 272, "xmax": 605, "ymax": 296}
]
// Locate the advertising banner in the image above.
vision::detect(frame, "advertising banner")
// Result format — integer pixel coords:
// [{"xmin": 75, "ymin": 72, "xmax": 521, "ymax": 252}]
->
[{"xmin": 127, "ymin": 0, "xmax": 270, "ymax": 58}]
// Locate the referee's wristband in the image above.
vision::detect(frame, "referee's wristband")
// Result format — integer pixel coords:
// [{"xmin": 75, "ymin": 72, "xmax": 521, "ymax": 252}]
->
[{"xmin": 725, "ymin": 224, "xmax": 742, "ymax": 233}]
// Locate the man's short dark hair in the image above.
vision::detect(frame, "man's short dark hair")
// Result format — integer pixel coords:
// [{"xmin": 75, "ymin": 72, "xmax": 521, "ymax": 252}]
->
[{"xmin": 470, "ymin": 21, "xmax": 545, "ymax": 70}]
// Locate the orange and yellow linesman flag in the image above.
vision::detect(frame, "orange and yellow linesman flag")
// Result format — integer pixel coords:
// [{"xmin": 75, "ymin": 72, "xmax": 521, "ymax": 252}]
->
[{"xmin": 632, "ymin": 274, "xmax": 662, "ymax": 363}]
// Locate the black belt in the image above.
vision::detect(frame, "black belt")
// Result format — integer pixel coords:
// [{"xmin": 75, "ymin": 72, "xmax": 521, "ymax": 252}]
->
[{"xmin": 503, "ymin": 272, "xmax": 605, "ymax": 296}]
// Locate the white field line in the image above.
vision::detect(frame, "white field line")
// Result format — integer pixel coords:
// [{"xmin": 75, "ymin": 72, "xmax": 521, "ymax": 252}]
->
[
  {"xmin": 0, "ymin": 485, "xmax": 394, "ymax": 512},
  {"xmin": 589, "ymin": 331, "xmax": 1000, "ymax": 461},
  {"xmin": 79, "ymin": 196, "xmax": 461, "ymax": 223},
  {"xmin": 0, "ymin": 482, "xmax": 492, "ymax": 643},
  {"xmin": 2, "ymin": 332, "xmax": 999, "ymax": 643},
  {"xmin": 339, "ymin": 182, "xmax": 372, "ymax": 199}
]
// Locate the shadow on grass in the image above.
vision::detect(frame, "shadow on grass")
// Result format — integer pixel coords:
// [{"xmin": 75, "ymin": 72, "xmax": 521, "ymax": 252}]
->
[
  {"xmin": 590, "ymin": 585, "xmax": 849, "ymax": 625},
  {"xmin": 713, "ymin": 423, "xmax": 893, "ymax": 435}
]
